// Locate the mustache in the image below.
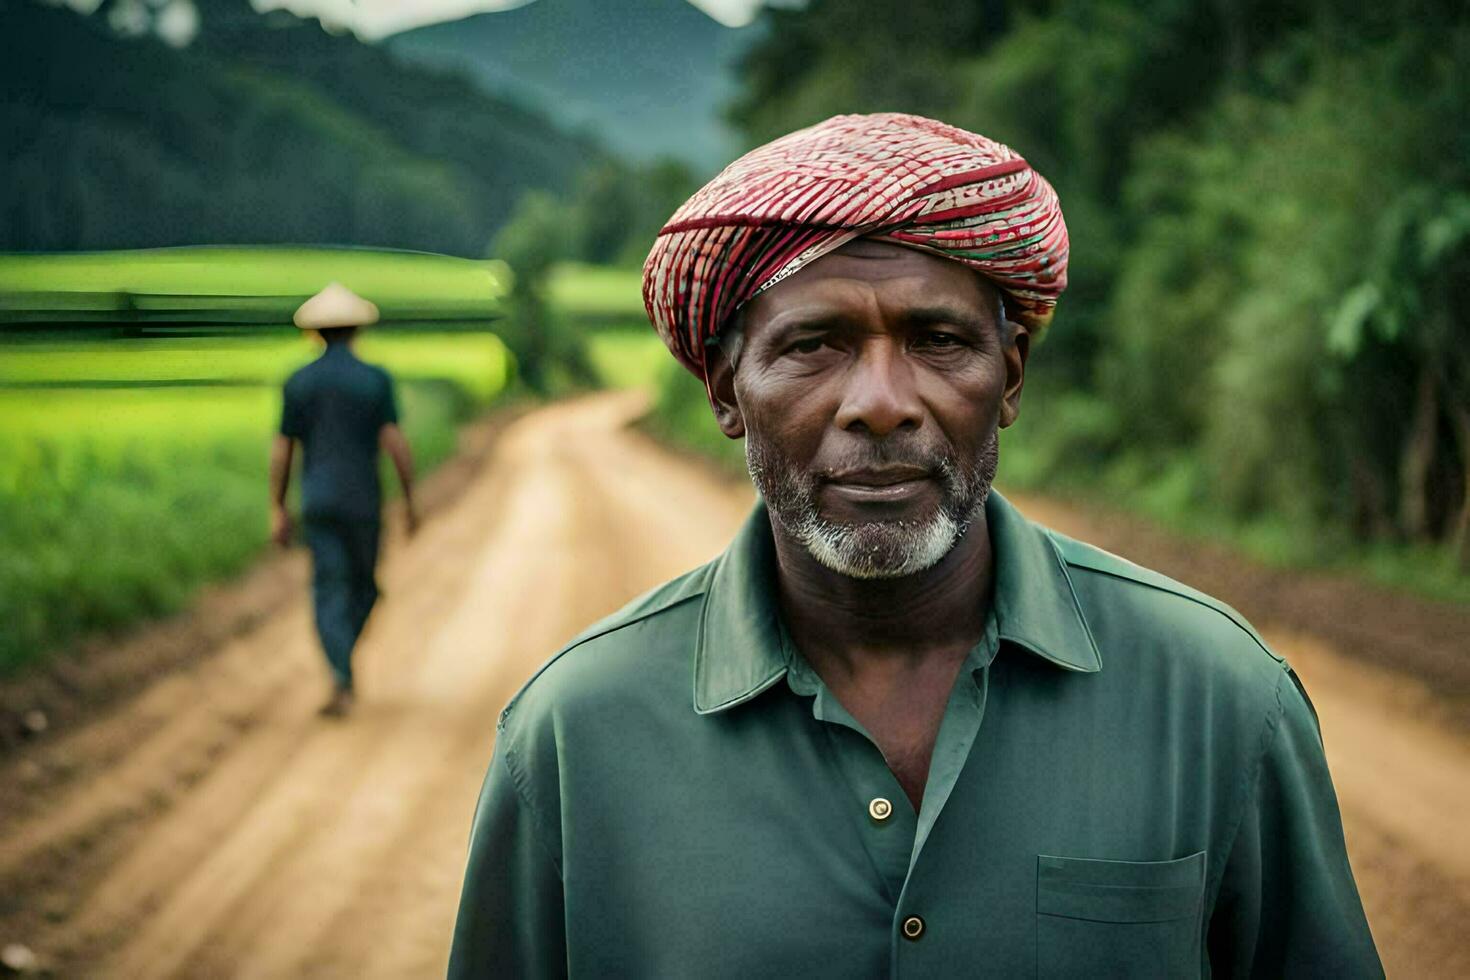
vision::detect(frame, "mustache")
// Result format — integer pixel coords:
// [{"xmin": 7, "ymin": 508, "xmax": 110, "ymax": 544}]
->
[{"xmin": 815, "ymin": 440, "xmax": 959, "ymax": 481}]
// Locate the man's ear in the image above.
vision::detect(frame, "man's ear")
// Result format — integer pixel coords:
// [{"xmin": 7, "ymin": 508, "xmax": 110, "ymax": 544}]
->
[
  {"xmin": 703, "ymin": 343, "xmax": 746, "ymax": 439},
  {"xmin": 999, "ymin": 322, "xmax": 1029, "ymax": 429}
]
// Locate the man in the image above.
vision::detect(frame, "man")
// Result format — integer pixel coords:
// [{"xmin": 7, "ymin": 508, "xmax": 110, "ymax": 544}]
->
[
  {"xmin": 449, "ymin": 114, "xmax": 1381, "ymax": 976},
  {"xmin": 270, "ymin": 282, "xmax": 417, "ymax": 718}
]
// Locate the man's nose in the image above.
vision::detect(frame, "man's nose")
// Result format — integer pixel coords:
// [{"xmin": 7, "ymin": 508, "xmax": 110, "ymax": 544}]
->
[{"xmin": 833, "ymin": 339, "xmax": 923, "ymax": 437}]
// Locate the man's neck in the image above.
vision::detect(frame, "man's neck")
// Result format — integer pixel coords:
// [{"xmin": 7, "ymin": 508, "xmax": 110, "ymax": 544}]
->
[{"xmin": 771, "ymin": 512, "xmax": 994, "ymax": 676}]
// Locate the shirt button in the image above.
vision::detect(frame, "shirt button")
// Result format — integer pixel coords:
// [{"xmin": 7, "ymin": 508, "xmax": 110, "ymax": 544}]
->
[
  {"xmin": 901, "ymin": 915, "xmax": 925, "ymax": 941},
  {"xmin": 868, "ymin": 797, "xmax": 893, "ymax": 821}
]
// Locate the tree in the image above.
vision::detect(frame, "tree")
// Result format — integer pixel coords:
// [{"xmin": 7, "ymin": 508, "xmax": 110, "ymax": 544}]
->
[
  {"xmin": 488, "ymin": 191, "xmax": 594, "ymax": 394},
  {"xmin": 1329, "ymin": 187, "xmax": 1470, "ymax": 564}
]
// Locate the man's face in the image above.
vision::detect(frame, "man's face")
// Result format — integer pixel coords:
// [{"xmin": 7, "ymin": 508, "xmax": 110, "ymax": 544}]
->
[{"xmin": 708, "ymin": 238, "xmax": 1029, "ymax": 579}]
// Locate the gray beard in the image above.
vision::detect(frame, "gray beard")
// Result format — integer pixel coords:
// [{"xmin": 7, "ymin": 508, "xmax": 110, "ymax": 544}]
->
[{"xmin": 745, "ymin": 430, "xmax": 999, "ymax": 580}]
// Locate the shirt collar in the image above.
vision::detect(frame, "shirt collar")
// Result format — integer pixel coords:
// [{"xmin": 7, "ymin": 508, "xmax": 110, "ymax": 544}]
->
[{"xmin": 692, "ymin": 489, "xmax": 1102, "ymax": 716}]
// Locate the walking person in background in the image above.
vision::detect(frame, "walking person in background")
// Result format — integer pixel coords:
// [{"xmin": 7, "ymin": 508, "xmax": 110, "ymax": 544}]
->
[{"xmin": 269, "ymin": 282, "xmax": 418, "ymax": 718}]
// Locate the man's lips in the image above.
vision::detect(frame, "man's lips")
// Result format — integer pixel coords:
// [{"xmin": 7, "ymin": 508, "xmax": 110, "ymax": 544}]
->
[
  {"xmin": 821, "ymin": 465, "xmax": 935, "ymax": 503},
  {"xmin": 823, "ymin": 465, "xmax": 932, "ymax": 487}
]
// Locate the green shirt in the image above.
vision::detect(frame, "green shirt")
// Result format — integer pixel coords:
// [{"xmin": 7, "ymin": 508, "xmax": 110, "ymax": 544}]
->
[{"xmin": 448, "ymin": 491, "xmax": 1381, "ymax": 978}]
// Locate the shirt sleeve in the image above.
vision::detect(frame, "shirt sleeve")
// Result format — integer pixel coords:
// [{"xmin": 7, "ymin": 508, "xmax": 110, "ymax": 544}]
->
[
  {"xmin": 1207, "ymin": 667, "xmax": 1384, "ymax": 978},
  {"xmin": 448, "ymin": 734, "xmax": 567, "ymax": 979},
  {"xmin": 279, "ymin": 377, "xmax": 306, "ymax": 439}
]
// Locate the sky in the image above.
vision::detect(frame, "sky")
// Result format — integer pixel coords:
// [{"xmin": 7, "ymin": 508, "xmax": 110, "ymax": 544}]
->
[{"xmin": 252, "ymin": 0, "xmax": 767, "ymax": 38}]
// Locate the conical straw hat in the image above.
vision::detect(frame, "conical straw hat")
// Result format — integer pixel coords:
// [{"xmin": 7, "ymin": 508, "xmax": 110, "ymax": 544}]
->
[{"xmin": 293, "ymin": 282, "xmax": 380, "ymax": 329}]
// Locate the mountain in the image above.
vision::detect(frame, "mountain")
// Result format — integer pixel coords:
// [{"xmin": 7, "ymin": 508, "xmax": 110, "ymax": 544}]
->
[
  {"xmin": 388, "ymin": 0, "xmax": 763, "ymax": 173},
  {"xmin": 1, "ymin": 0, "xmax": 603, "ymax": 253}
]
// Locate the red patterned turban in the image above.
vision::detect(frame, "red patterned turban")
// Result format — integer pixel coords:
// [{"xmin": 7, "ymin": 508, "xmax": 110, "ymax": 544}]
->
[{"xmin": 642, "ymin": 112, "xmax": 1069, "ymax": 379}]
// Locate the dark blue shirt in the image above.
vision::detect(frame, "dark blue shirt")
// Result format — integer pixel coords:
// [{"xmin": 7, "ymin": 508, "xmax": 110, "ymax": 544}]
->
[{"xmin": 279, "ymin": 342, "xmax": 398, "ymax": 523}]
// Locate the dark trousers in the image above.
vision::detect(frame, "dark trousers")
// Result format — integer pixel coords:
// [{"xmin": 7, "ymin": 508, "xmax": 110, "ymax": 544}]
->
[{"xmin": 303, "ymin": 516, "xmax": 382, "ymax": 689}]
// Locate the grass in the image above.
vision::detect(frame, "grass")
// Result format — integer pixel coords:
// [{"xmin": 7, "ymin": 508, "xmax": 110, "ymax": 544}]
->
[{"xmin": 3, "ymin": 386, "xmax": 283, "ymax": 670}]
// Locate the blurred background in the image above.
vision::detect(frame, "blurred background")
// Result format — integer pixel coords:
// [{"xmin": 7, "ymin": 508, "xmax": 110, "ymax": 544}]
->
[{"xmin": 1, "ymin": 0, "xmax": 1467, "ymax": 975}]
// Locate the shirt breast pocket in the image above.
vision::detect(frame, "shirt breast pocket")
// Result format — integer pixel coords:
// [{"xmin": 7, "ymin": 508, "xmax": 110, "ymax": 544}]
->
[{"xmin": 1035, "ymin": 850, "xmax": 1206, "ymax": 979}]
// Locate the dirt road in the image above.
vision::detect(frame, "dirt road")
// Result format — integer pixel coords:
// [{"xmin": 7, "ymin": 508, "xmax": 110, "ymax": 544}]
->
[{"xmin": 1, "ymin": 391, "xmax": 1466, "ymax": 976}]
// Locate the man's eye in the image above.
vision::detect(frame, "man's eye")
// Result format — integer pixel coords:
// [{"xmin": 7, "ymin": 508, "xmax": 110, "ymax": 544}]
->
[
  {"xmin": 788, "ymin": 336, "xmax": 826, "ymax": 355},
  {"xmin": 917, "ymin": 332, "xmax": 963, "ymax": 349}
]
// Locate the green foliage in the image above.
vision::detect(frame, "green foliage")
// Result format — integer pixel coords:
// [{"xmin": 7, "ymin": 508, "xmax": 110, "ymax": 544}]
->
[
  {"xmin": 643, "ymin": 360, "xmax": 746, "ymax": 474},
  {"xmin": 559, "ymin": 266, "xmax": 739, "ymax": 464},
  {"xmin": 491, "ymin": 192, "xmax": 575, "ymax": 288},
  {"xmin": 1108, "ymin": 40, "xmax": 1468, "ymax": 542},
  {"xmin": 562, "ymin": 157, "xmax": 699, "ymax": 267},
  {"xmin": 999, "ymin": 383, "xmax": 1124, "ymax": 490},
  {"xmin": 1328, "ymin": 187, "xmax": 1470, "ymax": 357},
  {"xmin": 490, "ymin": 193, "xmax": 594, "ymax": 394},
  {"xmin": 489, "ymin": 154, "xmax": 695, "ymax": 392}
]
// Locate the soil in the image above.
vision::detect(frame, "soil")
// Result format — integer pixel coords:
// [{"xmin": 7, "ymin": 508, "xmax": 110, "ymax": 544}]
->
[{"xmin": 0, "ymin": 390, "xmax": 1464, "ymax": 976}]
